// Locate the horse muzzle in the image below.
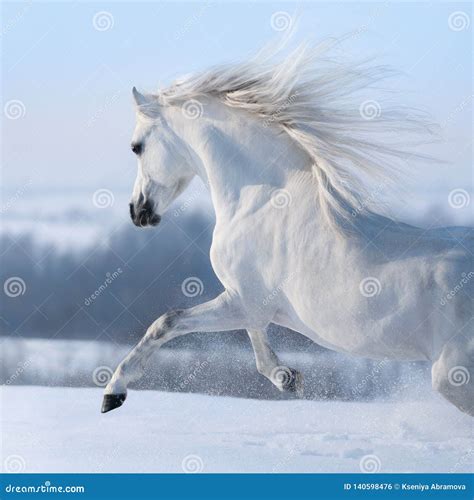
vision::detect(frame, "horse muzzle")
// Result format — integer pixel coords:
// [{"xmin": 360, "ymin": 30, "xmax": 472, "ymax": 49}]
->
[{"xmin": 129, "ymin": 200, "xmax": 161, "ymax": 227}]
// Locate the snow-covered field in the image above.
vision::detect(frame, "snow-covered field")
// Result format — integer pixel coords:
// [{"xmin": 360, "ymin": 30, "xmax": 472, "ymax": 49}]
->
[{"xmin": 1, "ymin": 386, "xmax": 472, "ymax": 473}]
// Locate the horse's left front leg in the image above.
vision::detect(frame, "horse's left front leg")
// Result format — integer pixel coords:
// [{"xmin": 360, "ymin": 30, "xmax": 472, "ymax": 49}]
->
[{"xmin": 101, "ymin": 292, "xmax": 246, "ymax": 413}]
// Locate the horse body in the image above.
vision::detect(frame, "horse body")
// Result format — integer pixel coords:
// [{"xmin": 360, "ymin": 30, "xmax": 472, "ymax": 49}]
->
[
  {"xmin": 102, "ymin": 47, "xmax": 473, "ymax": 416},
  {"xmin": 286, "ymin": 225, "xmax": 470, "ymax": 361},
  {"xmin": 187, "ymin": 98, "xmax": 470, "ymax": 363}
]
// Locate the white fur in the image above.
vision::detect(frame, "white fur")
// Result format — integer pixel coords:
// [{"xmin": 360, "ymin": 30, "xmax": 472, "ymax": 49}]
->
[{"xmin": 104, "ymin": 43, "xmax": 473, "ymax": 416}]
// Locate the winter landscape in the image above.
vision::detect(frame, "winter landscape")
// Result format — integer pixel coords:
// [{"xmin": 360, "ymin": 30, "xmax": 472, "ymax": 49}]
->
[
  {"xmin": 3, "ymin": 385, "xmax": 472, "ymax": 473},
  {"xmin": 1, "ymin": 1, "xmax": 472, "ymax": 478},
  {"xmin": 1, "ymin": 188, "xmax": 472, "ymax": 474}
]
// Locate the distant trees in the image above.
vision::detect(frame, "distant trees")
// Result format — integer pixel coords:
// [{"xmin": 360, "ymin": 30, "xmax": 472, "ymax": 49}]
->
[{"xmin": 0, "ymin": 211, "xmax": 221, "ymax": 343}]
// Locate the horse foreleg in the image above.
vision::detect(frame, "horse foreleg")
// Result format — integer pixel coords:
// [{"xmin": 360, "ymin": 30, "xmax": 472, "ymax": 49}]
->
[
  {"xmin": 247, "ymin": 328, "xmax": 303, "ymax": 395},
  {"xmin": 101, "ymin": 292, "xmax": 245, "ymax": 413}
]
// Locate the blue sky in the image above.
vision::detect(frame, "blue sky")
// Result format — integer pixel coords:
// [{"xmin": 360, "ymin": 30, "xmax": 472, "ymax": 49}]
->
[{"xmin": 2, "ymin": 1, "xmax": 472, "ymax": 199}]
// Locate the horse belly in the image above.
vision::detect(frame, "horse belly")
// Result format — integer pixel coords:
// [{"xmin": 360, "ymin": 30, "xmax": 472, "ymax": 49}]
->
[{"xmin": 281, "ymin": 266, "xmax": 446, "ymax": 361}]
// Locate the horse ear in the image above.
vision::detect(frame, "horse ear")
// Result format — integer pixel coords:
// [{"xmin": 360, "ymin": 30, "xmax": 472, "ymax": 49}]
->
[{"xmin": 132, "ymin": 86, "xmax": 148, "ymax": 106}]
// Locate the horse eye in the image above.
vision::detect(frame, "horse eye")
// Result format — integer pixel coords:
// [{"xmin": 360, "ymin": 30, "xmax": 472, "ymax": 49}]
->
[{"xmin": 131, "ymin": 143, "xmax": 142, "ymax": 155}]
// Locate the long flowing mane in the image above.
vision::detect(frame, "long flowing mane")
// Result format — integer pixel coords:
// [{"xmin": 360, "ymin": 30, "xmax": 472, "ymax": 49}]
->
[{"xmin": 155, "ymin": 39, "xmax": 439, "ymax": 230}]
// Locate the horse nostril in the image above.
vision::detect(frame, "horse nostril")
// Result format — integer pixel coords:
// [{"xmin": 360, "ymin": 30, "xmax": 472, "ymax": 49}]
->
[
  {"xmin": 138, "ymin": 211, "xmax": 148, "ymax": 227},
  {"xmin": 142, "ymin": 199, "xmax": 154, "ymax": 214},
  {"xmin": 130, "ymin": 199, "xmax": 160, "ymax": 227},
  {"xmin": 150, "ymin": 214, "xmax": 161, "ymax": 226}
]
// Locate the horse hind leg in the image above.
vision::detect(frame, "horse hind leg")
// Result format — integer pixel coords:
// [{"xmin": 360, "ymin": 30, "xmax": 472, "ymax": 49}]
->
[
  {"xmin": 247, "ymin": 328, "xmax": 303, "ymax": 396},
  {"xmin": 431, "ymin": 335, "xmax": 474, "ymax": 417}
]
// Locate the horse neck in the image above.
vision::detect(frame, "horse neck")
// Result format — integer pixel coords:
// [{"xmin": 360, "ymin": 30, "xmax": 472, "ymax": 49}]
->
[{"xmin": 187, "ymin": 101, "xmax": 316, "ymax": 223}]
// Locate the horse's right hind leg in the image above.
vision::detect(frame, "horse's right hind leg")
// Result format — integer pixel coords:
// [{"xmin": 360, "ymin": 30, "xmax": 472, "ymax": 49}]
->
[
  {"xmin": 247, "ymin": 328, "xmax": 303, "ymax": 396},
  {"xmin": 431, "ymin": 334, "xmax": 473, "ymax": 417}
]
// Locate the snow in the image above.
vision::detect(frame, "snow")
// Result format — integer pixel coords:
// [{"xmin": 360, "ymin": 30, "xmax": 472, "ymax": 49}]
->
[
  {"xmin": 0, "ymin": 337, "xmax": 428, "ymax": 400},
  {"xmin": 2, "ymin": 386, "xmax": 472, "ymax": 473}
]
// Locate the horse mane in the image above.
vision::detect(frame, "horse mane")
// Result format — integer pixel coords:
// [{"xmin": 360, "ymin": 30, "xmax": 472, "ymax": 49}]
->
[{"xmin": 156, "ymin": 38, "xmax": 440, "ymax": 231}]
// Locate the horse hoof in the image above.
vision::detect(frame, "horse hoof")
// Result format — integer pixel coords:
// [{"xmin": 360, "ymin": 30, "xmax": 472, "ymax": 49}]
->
[
  {"xmin": 283, "ymin": 368, "xmax": 304, "ymax": 396},
  {"xmin": 101, "ymin": 393, "xmax": 126, "ymax": 413}
]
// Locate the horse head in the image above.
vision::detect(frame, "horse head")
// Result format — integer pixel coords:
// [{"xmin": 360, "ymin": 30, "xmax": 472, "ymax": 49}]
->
[{"xmin": 129, "ymin": 87, "xmax": 195, "ymax": 227}]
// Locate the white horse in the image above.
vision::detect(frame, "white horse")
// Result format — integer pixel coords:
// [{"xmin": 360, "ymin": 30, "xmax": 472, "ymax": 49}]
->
[{"xmin": 102, "ymin": 43, "xmax": 473, "ymax": 416}]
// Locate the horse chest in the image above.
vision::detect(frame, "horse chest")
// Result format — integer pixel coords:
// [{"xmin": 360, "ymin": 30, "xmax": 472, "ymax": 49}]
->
[{"xmin": 209, "ymin": 217, "xmax": 285, "ymax": 296}]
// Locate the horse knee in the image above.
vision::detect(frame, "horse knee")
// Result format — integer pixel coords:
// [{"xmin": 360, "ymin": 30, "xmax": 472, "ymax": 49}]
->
[
  {"xmin": 147, "ymin": 309, "xmax": 185, "ymax": 340},
  {"xmin": 161, "ymin": 308, "xmax": 185, "ymax": 330}
]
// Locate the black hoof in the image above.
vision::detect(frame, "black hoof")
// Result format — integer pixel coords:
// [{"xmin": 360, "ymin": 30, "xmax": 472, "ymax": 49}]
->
[
  {"xmin": 282, "ymin": 368, "xmax": 304, "ymax": 396},
  {"xmin": 101, "ymin": 393, "xmax": 126, "ymax": 413}
]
